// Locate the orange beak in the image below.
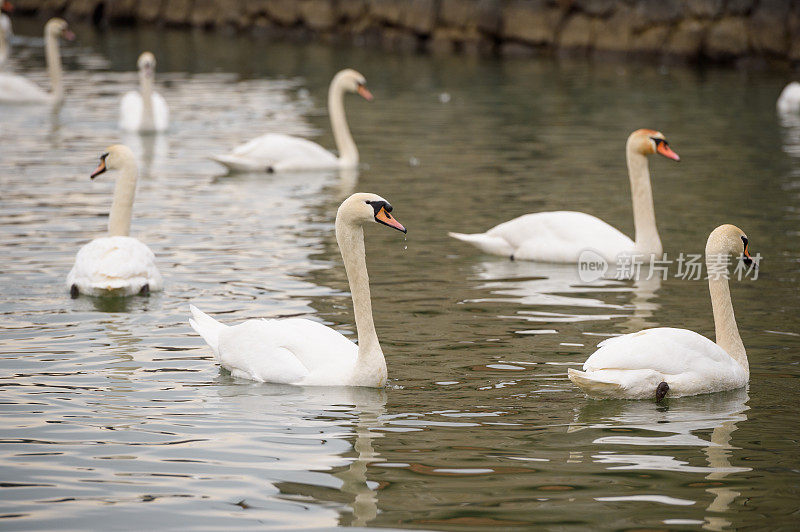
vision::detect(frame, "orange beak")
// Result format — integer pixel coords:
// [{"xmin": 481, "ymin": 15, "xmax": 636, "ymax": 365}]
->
[
  {"xmin": 62, "ymin": 28, "xmax": 75, "ymax": 41},
  {"xmin": 375, "ymin": 206, "xmax": 406, "ymax": 233},
  {"xmin": 742, "ymin": 243, "xmax": 755, "ymax": 267},
  {"xmin": 656, "ymin": 142, "xmax": 680, "ymax": 161},
  {"xmin": 357, "ymin": 84, "xmax": 373, "ymax": 101},
  {"xmin": 2, "ymin": 1, "xmax": 13, "ymax": 13},
  {"xmin": 90, "ymin": 159, "xmax": 107, "ymax": 179}
]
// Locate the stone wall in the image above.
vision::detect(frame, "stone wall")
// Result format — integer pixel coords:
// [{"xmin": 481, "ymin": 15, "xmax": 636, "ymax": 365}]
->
[{"xmin": 12, "ymin": 0, "xmax": 800, "ymax": 64}]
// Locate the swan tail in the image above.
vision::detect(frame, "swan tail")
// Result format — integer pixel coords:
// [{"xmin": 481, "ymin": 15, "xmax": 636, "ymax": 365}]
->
[
  {"xmin": 448, "ymin": 232, "xmax": 514, "ymax": 257},
  {"xmin": 189, "ymin": 304, "xmax": 226, "ymax": 359},
  {"xmin": 209, "ymin": 154, "xmax": 269, "ymax": 173},
  {"xmin": 567, "ymin": 368, "xmax": 625, "ymax": 398}
]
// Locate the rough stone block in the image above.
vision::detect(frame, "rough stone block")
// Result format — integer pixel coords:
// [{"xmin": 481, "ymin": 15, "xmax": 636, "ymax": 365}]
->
[
  {"xmin": 475, "ymin": 0, "xmax": 502, "ymax": 35},
  {"xmin": 137, "ymin": 0, "xmax": 163, "ymax": 22},
  {"xmin": 190, "ymin": 0, "xmax": 219, "ymax": 26},
  {"xmin": 749, "ymin": 0, "xmax": 791, "ymax": 54},
  {"xmin": 65, "ymin": 0, "xmax": 102, "ymax": 18},
  {"xmin": 633, "ymin": 0, "xmax": 680, "ymax": 27},
  {"xmin": 300, "ymin": 0, "xmax": 336, "ymax": 30},
  {"xmin": 338, "ymin": 0, "xmax": 367, "ymax": 20},
  {"xmin": 402, "ymin": 0, "xmax": 436, "ymax": 34},
  {"xmin": 558, "ymin": 13, "xmax": 595, "ymax": 49},
  {"xmin": 267, "ymin": 0, "xmax": 299, "ymax": 25},
  {"xmin": 665, "ymin": 18, "xmax": 707, "ymax": 55},
  {"xmin": 575, "ymin": 0, "xmax": 616, "ymax": 17},
  {"xmin": 594, "ymin": 8, "xmax": 633, "ymax": 51},
  {"xmin": 687, "ymin": 0, "xmax": 722, "ymax": 18},
  {"xmin": 162, "ymin": 0, "xmax": 192, "ymax": 25},
  {"xmin": 502, "ymin": 0, "xmax": 563, "ymax": 45},
  {"xmin": 706, "ymin": 17, "xmax": 749, "ymax": 58},
  {"xmin": 370, "ymin": 0, "xmax": 403, "ymax": 25},
  {"xmin": 725, "ymin": 0, "xmax": 754, "ymax": 16},
  {"xmin": 107, "ymin": 0, "xmax": 138, "ymax": 22},
  {"xmin": 630, "ymin": 24, "xmax": 670, "ymax": 53}
]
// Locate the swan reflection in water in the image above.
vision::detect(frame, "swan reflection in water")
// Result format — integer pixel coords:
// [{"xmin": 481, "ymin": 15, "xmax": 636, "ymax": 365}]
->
[
  {"xmin": 465, "ymin": 260, "xmax": 661, "ymax": 332},
  {"xmin": 214, "ymin": 383, "xmax": 386, "ymax": 528},
  {"xmin": 568, "ymin": 388, "xmax": 750, "ymax": 531},
  {"xmin": 121, "ymin": 130, "xmax": 169, "ymax": 179}
]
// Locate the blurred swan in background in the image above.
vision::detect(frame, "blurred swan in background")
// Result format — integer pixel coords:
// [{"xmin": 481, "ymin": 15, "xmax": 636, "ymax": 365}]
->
[
  {"xmin": 190, "ymin": 192, "xmax": 406, "ymax": 387},
  {"xmin": 67, "ymin": 145, "xmax": 163, "ymax": 297},
  {"xmin": 0, "ymin": 17, "xmax": 72, "ymax": 103},
  {"xmin": 0, "ymin": 1, "xmax": 12, "ymax": 67},
  {"xmin": 119, "ymin": 51, "xmax": 169, "ymax": 132},
  {"xmin": 777, "ymin": 82, "xmax": 800, "ymax": 114},
  {"xmin": 450, "ymin": 129, "xmax": 679, "ymax": 263},
  {"xmin": 569, "ymin": 224, "xmax": 754, "ymax": 400},
  {"xmin": 211, "ymin": 69, "xmax": 373, "ymax": 173}
]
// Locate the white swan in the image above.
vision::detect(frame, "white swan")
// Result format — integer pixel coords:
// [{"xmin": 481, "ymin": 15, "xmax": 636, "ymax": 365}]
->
[
  {"xmin": 450, "ymin": 129, "xmax": 680, "ymax": 263},
  {"xmin": 211, "ymin": 68, "xmax": 373, "ymax": 173},
  {"xmin": 189, "ymin": 192, "xmax": 406, "ymax": 387},
  {"xmin": 0, "ymin": 18, "xmax": 72, "ymax": 104},
  {"xmin": 0, "ymin": 1, "xmax": 12, "ymax": 67},
  {"xmin": 67, "ymin": 145, "xmax": 163, "ymax": 297},
  {"xmin": 568, "ymin": 224, "xmax": 754, "ymax": 400},
  {"xmin": 119, "ymin": 51, "xmax": 169, "ymax": 132},
  {"xmin": 777, "ymin": 82, "xmax": 800, "ymax": 114}
]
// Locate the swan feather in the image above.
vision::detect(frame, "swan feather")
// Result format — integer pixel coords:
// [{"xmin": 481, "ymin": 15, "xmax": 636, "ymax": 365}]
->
[
  {"xmin": 119, "ymin": 90, "xmax": 169, "ymax": 132},
  {"xmin": 67, "ymin": 236, "xmax": 162, "ymax": 296},
  {"xmin": 569, "ymin": 327, "xmax": 747, "ymax": 399}
]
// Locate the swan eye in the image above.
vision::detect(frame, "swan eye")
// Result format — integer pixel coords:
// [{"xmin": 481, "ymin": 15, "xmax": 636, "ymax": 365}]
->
[
  {"xmin": 100, "ymin": 152, "xmax": 109, "ymax": 161},
  {"xmin": 651, "ymin": 138, "xmax": 663, "ymax": 146}
]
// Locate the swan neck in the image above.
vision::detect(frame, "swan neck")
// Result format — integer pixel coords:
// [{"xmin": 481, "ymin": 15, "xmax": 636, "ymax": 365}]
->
[
  {"xmin": 626, "ymin": 147, "xmax": 661, "ymax": 256},
  {"xmin": 45, "ymin": 30, "xmax": 63, "ymax": 103},
  {"xmin": 0, "ymin": 25, "xmax": 8, "ymax": 67},
  {"xmin": 335, "ymin": 218, "xmax": 386, "ymax": 384},
  {"xmin": 139, "ymin": 71, "xmax": 155, "ymax": 131},
  {"xmin": 707, "ymin": 255, "xmax": 748, "ymax": 374},
  {"xmin": 329, "ymin": 79, "xmax": 358, "ymax": 166},
  {"xmin": 108, "ymin": 160, "xmax": 138, "ymax": 237}
]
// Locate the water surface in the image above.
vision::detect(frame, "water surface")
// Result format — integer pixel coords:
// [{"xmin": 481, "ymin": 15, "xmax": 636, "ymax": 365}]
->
[{"xmin": 1, "ymin": 19, "xmax": 799, "ymax": 530}]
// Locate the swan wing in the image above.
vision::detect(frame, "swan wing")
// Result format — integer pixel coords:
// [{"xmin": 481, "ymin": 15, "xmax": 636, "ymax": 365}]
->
[
  {"xmin": 151, "ymin": 91, "xmax": 169, "ymax": 131},
  {"xmin": 570, "ymin": 327, "xmax": 746, "ymax": 398},
  {"xmin": 588, "ymin": 327, "xmax": 732, "ymax": 374},
  {"xmin": 452, "ymin": 211, "xmax": 633, "ymax": 263},
  {"xmin": 212, "ymin": 133, "xmax": 338, "ymax": 172},
  {"xmin": 0, "ymin": 72, "xmax": 49, "ymax": 103},
  {"xmin": 490, "ymin": 211, "xmax": 633, "ymax": 263},
  {"xmin": 67, "ymin": 236, "xmax": 162, "ymax": 296},
  {"xmin": 119, "ymin": 91, "xmax": 142, "ymax": 131},
  {"xmin": 215, "ymin": 317, "xmax": 358, "ymax": 384}
]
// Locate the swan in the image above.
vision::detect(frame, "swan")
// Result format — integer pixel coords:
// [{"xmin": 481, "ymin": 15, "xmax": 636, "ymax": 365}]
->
[
  {"xmin": 0, "ymin": 18, "xmax": 72, "ymax": 104},
  {"xmin": 777, "ymin": 82, "xmax": 800, "ymax": 114},
  {"xmin": 119, "ymin": 51, "xmax": 169, "ymax": 132},
  {"xmin": 67, "ymin": 145, "xmax": 163, "ymax": 297},
  {"xmin": 211, "ymin": 68, "xmax": 373, "ymax": 173},
  {"xmin": 568, "ymin": 224, "xmax": 754, "ymax": 401},
  {"xmin": 189, "ymin": 192, "xmax": 406, "ymax": 387},
  {"xmin": 450, "ymin": 129, "xmax": 680, "ymax": 263},
  {"xmin": 0, "ymin": 1, "xmax": 12, "ymax": 67}
]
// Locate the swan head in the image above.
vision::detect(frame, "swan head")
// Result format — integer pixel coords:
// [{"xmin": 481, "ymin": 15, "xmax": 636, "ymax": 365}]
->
[
  {"xmin": 628, "ymin": 129, "xmax": 680, "ymax": 161},
  {"xmin": 706, "ymin": 224, "xmax": 755, "ymax": 268},
  {"xmin": 338, "ymin": 193, "xmax": 406, "ymax": 233},
  {"xmin": 90, "ymin": 144, "xmax": 135, "ymax": 179},
  {"xmin": 45, "ymin": 18, "xmax": 74, "ymax": 41},
  {"xmin": 333, "ymin": 68, "xmax": 373, "ymax": 101},
  {"xmin": 137, "ymin": 51, "xmax": 156, "ymax": 79},
  {"xmin": 1, "ymin": 2, "xmax": 12, "ymax": 14}
]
